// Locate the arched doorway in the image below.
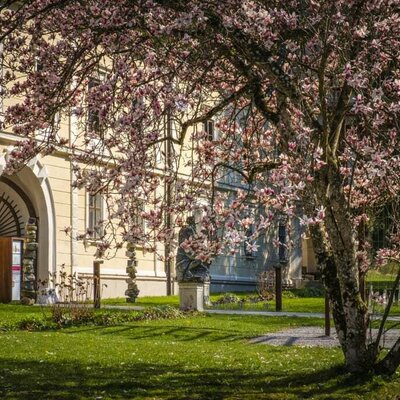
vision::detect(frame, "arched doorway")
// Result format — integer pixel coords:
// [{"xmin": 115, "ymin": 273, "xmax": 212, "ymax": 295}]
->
[
  {"xmin": 0, "ymin": 157, "xmax": 56, "ymax": 301},
  {"xmin": 0, "ymin": 176, "xmax": 35, "ymax": 236}
]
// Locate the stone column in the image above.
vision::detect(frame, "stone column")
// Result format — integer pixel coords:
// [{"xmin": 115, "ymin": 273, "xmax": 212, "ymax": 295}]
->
[
  {"xmin": 178, "ymin": 281, "xmax": 204, "ymax": 311},
  {"xmin": 125, "ymin": 242, "xmax": 140, "ymax": 303},
  {"xmin": 21, "ymin": 219, "xmax": 38, "ymax": 305}
]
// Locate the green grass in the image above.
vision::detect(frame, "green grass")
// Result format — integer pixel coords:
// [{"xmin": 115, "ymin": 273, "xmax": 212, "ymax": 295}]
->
[
  {"xmin": 211, "ymin": 297, "xmax": 326, "ymax": 313},
  {"xmin": 366, "ymin": 270, "xmax": 397, "ymax": 282},
  {"xmin": 103, "ymin": 294, "xmax": 326, "ymax": 312},
  {"xmin": 207, "ymin": 292, "xmax": 326, "ymax": 313},
  {"xmin": 0, "ymin": 302, "xmax": 45, "ymax": 328},
  {"xmin": 366, "ymin": 269, "xmax": 398, "ymax": 291},
  {"xmin": 103, "ymin": 294, "xmax": 400, "ymax": 315},
  {"xmin": 103, "ymin": 295, "xmax": 180, "ymax": 308},
  {"xmin": 0, "ymin": 307, "xmax": 399, "ymax": 399}
]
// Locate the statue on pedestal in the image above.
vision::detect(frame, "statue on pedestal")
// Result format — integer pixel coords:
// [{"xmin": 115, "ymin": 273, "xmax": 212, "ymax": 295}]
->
[{"xmin": 176, "ymin": 216, "xmax": 209, "ymax": 283}]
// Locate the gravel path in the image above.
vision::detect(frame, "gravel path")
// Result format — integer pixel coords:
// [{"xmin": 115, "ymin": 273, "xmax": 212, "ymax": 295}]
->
[{"xmin": 250, "ymin": 327, "xmax": 400, "ymax": 348}]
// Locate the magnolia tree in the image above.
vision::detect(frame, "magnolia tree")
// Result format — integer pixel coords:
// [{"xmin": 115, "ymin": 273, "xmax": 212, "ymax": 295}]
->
[{"xmin": 1, "ymin": 0, "xmax": 400, "ymax": 374}]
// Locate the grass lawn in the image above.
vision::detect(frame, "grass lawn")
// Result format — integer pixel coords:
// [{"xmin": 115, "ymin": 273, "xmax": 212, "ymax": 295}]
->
[
  {"xmin": 211, "ymin": 297, "xmax": 325, "ymax": 313},
  {"xmin": 103, "ymin": 295, "xmax": 326, "ymax": 312},
  {"xmin": 1, "ymin": 305, "xmax": 399, "ymax": 399},
  {"xmin": 103, "ymin": 294, "xmax": 400, "ymax": 315},
  {"xmin": 0, "ymin": 302, "xmax": 45, "ymax": 327},
  {"xmin": 104, "ymin": 295, "xmax": 181, "ymax": 308},
  {"xmin": 366, "ymin": 269, "xmax": 397, "ymax": 282}
]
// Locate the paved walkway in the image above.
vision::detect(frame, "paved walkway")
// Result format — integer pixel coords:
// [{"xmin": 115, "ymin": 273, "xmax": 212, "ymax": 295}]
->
[
  {"xmin": 250, "ymin": 327, "xmax": 400, "ymax": 348},
  {"xmin": 104, "ymin": 305, "xmax": 400, "ymax": 322}
]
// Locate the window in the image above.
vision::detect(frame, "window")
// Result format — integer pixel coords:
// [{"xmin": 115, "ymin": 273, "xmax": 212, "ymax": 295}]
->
[
  {"xmin": 244, "ymin": 224, "xmax": 256, "ymax": 258},
  {"xmin": 242, "ymin": 208, "xmax": 258, "ymax": 258},
  {"xmin": 35, "ymin": 56, "xmax": 44, "ymax": 73},
  {"xmin": 132, "ymin": 200, "xmax": 145, "ymax": 231},
  {"xmin": 218, "ymin": 165, "xmax": 241, "ymax": 186},
  {"xmin": 88, "ymin": 78, "xmax": 101, "ymax": 133},
  {"xmin": 88, "ymin": 192, "xmax": 103, "ymax": 238},
  {"xmin": 203, "ymin": 119, "xmax": 215, "ymax": 141},
  {"xmin": 127, "ymin": 200, "xmax": 145, "ymax": 244},
  {"xmin": 168, "ymin": 115, "xmax": 179, "ymax": 140},
  {"xmin": 36, "ymin": 112, "xmax": 60, "ymax": 141}
]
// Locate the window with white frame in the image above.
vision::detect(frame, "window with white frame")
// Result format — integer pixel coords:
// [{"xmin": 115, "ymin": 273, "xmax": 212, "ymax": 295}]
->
[
  {"xmin": 127, "ymin": 199, "xmax": 146, "ymax": 244},
  {"xmin": 36, "ymin": 112, "xmax": 60, "ymax": 141},
  {"xmin": 35, "ymin": 55, "xmax": 44, "ymax": 73},
  {"xmin": 244, "ymin": 224, "xmax": 257, "ymax": 258},
  {"xmin": 243, "ymin": 208, "xmax": 257, "ymax": 258},
  {"xmin": 218, "ymin": 165, "xmax": 242, "ymax": 186},
  {"xmin": 203, "ymin": 119, "xmax": 215, "ymax": 141},
  {"xmin": 86, "ymin": 75, "xmax": 111, "ymax": 153},
  {"xmin": 88, "ymin": 192, "xmax": 103, "ymax": 238},
  {"xmin": 132, "ymin": 199, "xmax": 145, "ymax": 231}
]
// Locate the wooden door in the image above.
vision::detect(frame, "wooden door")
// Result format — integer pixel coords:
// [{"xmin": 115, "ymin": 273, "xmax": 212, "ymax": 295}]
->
[{"xmin": 0, "ymin": 237, "xmax": 12, "ymax": 303}]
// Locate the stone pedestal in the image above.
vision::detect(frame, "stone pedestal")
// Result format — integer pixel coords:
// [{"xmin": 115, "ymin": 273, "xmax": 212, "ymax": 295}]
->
[
  {"xmin": 178, "ymin": 282, "xmax": 204, "ymax": 311},
  {"xmin": 203, "ymin": 281, "xmax": 212, "ymax": 307}
]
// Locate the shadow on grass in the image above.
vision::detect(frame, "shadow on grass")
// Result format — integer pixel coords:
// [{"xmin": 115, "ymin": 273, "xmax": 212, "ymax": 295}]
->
[
  {"xmin": 0, "ymin": 357, "xmax": 381, "ymax": 400},
  {"xmin": 61, "ymin": 316, "xmax": 325, "ymax": 343},
  {"xmin": 60, "ymin": 324, "xmax": 253, "ymax": 345},
  {"xmin": 94, "ymin": 324, "xmax": 249, "ymax": 342}
]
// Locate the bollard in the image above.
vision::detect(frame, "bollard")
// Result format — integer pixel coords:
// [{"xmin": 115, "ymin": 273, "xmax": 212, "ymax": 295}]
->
[
  {"xmin": 93, "ymin": 260, "xmax": 103, "ymax": 309},
  {"xmin": 325, "ymin": 291, "xmax": 330, "ymax": 337},
  {"xmin": 275, "ymin": 266, "xmax": 282, "ymax": 312}
]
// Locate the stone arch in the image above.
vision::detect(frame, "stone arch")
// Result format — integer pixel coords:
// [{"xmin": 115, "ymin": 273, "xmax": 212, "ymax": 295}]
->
[
  {"xmin": 0, "ymin": 191, "xmax": 24, "ymax": 236},
  {"xmin": 0, "ymin": 155, "xmax": 56, "ymax": 281}
]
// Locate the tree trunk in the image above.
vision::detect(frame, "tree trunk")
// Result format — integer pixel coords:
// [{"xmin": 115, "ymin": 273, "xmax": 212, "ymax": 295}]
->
[
  {"xmin": 311, "ymin": 166, "xmax": 373, "ymax": 373},
  {"xmin": 310, "ymin": 223, "xmax": 372, "ymax": 373},
  {"xmin": 375, "ymin": 337, "xmax": 400, "ymax": 375}
]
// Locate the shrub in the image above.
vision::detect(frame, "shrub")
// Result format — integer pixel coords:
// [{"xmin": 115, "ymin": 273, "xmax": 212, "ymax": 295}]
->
[
  {"xmin": 17, "ymin": 317, "xmax": 56, "ymax": 331},
  {"xmin": 244, "ymin": 295, "xmax": 263, "ymax": 303},
  {"xmin": 291, "ymin": 287, "xmax": 325, "ymax": 298},
  {"xmin": 140, "ymin": 306, "xmax": 186, "ymax": 320},
  {"xmin": 257, "ymin": 271, "xmax": 275, "ymax": 301},
  {"xmin": 214, "ymin": 293, "xmax": 241, "ymax": 304},
  {"xmin": 50, "ymin": 304, "xmax": 95, "ymax": 327},
  {"xmin": 282, "ymin": 290, "xmax": 298, "ymax": 299},
  {"xmin": 14, "ymin": 305, "xmax": 187, "ymax": 331}
]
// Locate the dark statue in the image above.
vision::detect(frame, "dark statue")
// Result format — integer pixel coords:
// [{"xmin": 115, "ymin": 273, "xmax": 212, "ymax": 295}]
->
[{"xmin": 176, "ymin": 216, "xmax": 210, "ymax": 283}]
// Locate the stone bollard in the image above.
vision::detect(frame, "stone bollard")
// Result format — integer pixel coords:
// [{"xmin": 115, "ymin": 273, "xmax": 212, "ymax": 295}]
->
[{"xmin": 178, "ymin": 281, "xmax": 204, "ymax": 311}]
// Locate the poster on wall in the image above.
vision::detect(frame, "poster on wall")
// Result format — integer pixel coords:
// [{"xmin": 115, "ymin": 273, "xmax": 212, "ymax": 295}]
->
[
  {"xmin": 12, "ymin": 252, "xmax": 21, "ymax": 265},
  {"xmin": 11, "ymin": 266, "xmax": 21, "ymax": 300},
  {"xmin": 11, "ymin": 239, "xmax": 23, "ymax": 301},
  {"xmin": 12, "ymin": 241, "xmax": 21, "ymax": 254}
]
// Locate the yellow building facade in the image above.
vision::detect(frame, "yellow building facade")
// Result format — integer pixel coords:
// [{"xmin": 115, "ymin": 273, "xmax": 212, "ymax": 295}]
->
[{"xmin": 0, "ymin": 73, "xmax": 317, "ymax": 303}]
